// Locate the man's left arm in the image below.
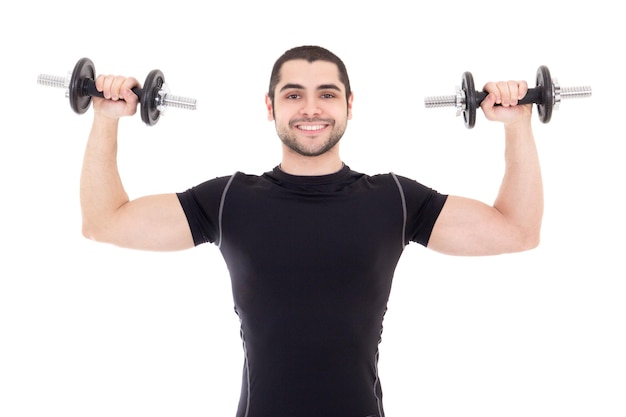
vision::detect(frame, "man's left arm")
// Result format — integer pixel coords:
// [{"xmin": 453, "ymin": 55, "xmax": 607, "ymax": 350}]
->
[{"xmin": 427, "ymin": 80, "xmax": 543, "ymax": 256}]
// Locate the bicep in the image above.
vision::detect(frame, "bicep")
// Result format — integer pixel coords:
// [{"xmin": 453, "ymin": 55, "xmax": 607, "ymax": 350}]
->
[
  {"xmin": 427, "ymin": 195, "xmax": 522, "ymax": 256},
  {"xmin": 108, "ymin": 193, "xmax": 195, "ymax": 251}
]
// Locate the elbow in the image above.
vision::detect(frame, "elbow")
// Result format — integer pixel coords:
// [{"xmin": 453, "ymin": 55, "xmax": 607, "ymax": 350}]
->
[
  {"xmin": 512, "ymin": 227, "xmax": 542, "ymax": 253},
  {"xmin": 520, "ymin": 235, "xmax": 541, "ymax": 252},
  {"xmin": 81, "ymin": 219, "xmax": 109, "ymax": 244},
  {"xmin": 81, "ymin": 222, "xmax": 99, "ymax": 242}
]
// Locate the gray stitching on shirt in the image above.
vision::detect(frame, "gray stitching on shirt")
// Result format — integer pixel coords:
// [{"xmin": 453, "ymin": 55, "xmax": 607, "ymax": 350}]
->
[
  {"xmin": 390, "ymin": 173, "xmax": 407, "ymax": 249},
  {"xmin": 217, "ymin": 172, "xmax": 237, "ymax": 249}
]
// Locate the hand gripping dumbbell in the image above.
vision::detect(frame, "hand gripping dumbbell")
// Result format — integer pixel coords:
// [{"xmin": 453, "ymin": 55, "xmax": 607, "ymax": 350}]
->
[
  {"xmin": 424, "ymin": 66, "xmax": 592, "ymax": 128},
  {"xmin": 37, "ymin": 57, "xmax": 197, "ymax": 126}
]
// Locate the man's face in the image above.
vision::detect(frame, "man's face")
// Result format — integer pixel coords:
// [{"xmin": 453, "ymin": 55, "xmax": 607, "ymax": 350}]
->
[{"xmin": 266, "ymin": 59, "xmax": 353, "ymax": 157}]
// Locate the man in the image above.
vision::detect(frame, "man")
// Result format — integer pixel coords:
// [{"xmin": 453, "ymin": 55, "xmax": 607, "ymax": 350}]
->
[{"xmin": 80, "ymin": 45, "xmax": 542, "ymax": 416}]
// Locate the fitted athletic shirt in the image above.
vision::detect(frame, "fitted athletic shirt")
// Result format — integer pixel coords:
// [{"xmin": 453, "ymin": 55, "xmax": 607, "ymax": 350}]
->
[{"xmin": 177, "ymin": 165, "xmax": 448, "ymax": 417}]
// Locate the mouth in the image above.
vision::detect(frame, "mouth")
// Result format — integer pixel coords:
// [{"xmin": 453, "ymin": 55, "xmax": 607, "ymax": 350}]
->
[
  {"xmin": 291, "ymin": 118, "xmax": 333, "ymax": 134},
  {"xmin": 296, "ymin": 123, "xmax": 329, "ymax": 132}
]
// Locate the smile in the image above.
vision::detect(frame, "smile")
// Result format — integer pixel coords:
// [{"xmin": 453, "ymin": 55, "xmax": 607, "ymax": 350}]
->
[{"xmin": 297, "ymin": 124, "xmax": 328, "ymax": 131}]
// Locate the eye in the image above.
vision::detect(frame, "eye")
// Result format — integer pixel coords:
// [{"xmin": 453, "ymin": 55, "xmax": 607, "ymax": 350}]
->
[
  {"xmin": 286, "ymin": 93, "xmax": 301, "ymax": 99},
  {"xmin": 321, "ymin": 93, "xmax": 336, "ymax": 99}
]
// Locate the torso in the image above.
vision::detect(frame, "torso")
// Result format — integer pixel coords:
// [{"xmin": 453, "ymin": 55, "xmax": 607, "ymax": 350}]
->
[{"xmin": 177, "ymin": 165, "xmax": 447, "ymax": 417}]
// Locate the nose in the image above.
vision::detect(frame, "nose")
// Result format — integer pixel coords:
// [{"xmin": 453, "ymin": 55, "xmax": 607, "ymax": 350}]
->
[{"xmin": 299, "ymin": 96, "xmax": 321, "ymax": 116}]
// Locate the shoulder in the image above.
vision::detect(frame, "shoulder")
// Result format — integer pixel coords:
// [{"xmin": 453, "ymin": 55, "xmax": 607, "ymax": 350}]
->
[
  {"xmin": 187, "ymin": 171, "xmax": 267, "ymax": 192},
  {"xmin": 363, "ymin": 172, "xmax": 426, "ymax": 191}
]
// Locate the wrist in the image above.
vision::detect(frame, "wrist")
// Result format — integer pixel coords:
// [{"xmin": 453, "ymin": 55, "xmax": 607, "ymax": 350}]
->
[
  {"xmin": 503, "ymin": 118, "xmax": 534, "ymax": 144},
  {"xmin": 504, "ymin": 111, "xmax": 533, "ymax": 132},
  {"xmin": 93, "ymin": 110, "xmax": 121, "ymax": 126}
]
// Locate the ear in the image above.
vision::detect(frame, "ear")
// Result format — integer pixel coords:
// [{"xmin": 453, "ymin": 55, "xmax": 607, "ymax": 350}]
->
[
  {"xmin": 347, "ymin": 92, "xmax": 354, "ymax": 120},
  {"xmin": 265, "ymin": 94, "xmax": 274, "ymax": 121}
]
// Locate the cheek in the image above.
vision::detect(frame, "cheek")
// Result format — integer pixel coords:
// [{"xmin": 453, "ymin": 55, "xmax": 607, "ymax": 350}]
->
[{"xmin": 271, "ymin": 105, "xmax": 292, "ymax": 125}]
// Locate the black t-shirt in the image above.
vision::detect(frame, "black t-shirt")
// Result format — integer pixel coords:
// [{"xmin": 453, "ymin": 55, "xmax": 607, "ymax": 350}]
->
[{"xmin": 177, "ymin": 165, "xmax": 447, "ymax": 417}]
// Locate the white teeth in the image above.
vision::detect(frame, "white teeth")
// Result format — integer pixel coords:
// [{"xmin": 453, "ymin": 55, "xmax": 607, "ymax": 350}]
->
[{"xmin": 298, "ymin": 125, "xmax": 325, "ymax": 131}]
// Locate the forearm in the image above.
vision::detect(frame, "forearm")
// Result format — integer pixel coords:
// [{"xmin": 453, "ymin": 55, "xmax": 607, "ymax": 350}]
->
[
  {"xmin": 80, "ymin": 113, "xmax": 129, "ymax": 240},
  {"xmin": 493, "ymin": 120, "xmax": 544, "ymax": 248}
]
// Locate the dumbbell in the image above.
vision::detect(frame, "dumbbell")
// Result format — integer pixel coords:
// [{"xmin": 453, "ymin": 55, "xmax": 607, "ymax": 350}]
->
[
  {"xmin": 37, "ymin": 57, "xmax": 197, "ymax": 126},
  {"xmin": 423, "ymin": 66, "xmax": 592, "ymax": 128}
]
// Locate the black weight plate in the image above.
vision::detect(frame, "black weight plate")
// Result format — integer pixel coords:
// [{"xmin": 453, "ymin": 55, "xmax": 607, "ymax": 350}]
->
[
  {"xmin": 536, "ymin": 65, "xmax": 553, "ymax": 123},
  {"xmin": 462, "ymin": 71, "xmax": 476, "ymax": 129},
  {"xmin": 140, "ymin": 69, "xmax": 165, "ymax": 126},
  {"xmin": 69, "ymin": 57, "xmax": 95, "ymax": 114}
]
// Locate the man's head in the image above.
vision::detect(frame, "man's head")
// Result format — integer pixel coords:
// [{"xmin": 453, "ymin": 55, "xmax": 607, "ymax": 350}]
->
[
  {"xmin": 265, "ymin": 46, "xmax": 353, "ymax": 162},
  {"xmin": 268, "ymin": 45, "xmax": 352, "ymax": 107}
]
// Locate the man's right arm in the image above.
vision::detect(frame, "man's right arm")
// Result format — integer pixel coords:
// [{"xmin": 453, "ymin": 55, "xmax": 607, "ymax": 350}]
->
[{"xmin": 80, "ymin": 75, "xmax": 194, "ymax": 252}]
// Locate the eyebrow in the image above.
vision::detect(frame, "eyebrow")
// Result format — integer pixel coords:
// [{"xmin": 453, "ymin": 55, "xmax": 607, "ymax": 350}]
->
[{"xmin": 279, "ymin": 83, "xmax": 342, "ymax": 92}]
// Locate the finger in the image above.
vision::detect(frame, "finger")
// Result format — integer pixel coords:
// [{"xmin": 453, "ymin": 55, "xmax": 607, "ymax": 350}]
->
[
  {"xmin": 95, "ymin": 74, "xmax": 105, "ymax": 95},
  {"xmin": 508, "ymin": 80, "xmax": 522, "ymax": 106},
  {"xmin": 517, "ymin": 80, "xmax": 529, "ymax": 101},
  {"xmin": 99, "ymin": 74, "xmax": 118, "ymax": 100},
  {"xmin": 110, "ymin": 76, "xmax": 128, "ymax": 101},
  {"xmin": 482, "ymin": 81, "xmax": 500, "ymax": 106},
  {"xmin": 497, "ymin": 81, "xmax": 514, "ymax": 107},
  {"xmin": 120, "ymin": 77, "xmax": 141, "ymax": 102},
  {"xmin": 95, "ymin": 74, "xmax": 112, "ymax": 99}
]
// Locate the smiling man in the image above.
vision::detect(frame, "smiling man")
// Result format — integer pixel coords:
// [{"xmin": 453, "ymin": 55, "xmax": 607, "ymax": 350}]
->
[
  {"xmin": 80, "ymin": 45, "xmax": 543, "ymax": 416},
  {"xmin": 268, "ymin": 57, "xmax": 352, "ymax": 173}
]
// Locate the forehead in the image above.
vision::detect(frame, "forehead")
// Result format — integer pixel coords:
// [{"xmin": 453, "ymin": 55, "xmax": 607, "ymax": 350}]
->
[{"xmin": 278, "ymin": 59, "xmax": 344, "ymax": 90}]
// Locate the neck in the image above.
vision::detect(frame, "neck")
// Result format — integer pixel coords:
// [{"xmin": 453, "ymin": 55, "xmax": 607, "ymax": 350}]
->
[{"xmin": 279, "ymin": 152, "xmax": 344, "ymax": 176}]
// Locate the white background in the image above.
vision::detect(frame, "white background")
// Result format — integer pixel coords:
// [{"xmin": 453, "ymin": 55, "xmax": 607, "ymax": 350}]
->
[{"xmin": 1, "ymin": 1, "xmax": 624, "ymax": 416}]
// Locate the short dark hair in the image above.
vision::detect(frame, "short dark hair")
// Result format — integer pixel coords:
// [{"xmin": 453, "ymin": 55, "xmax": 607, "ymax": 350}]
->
[{"xmin": 267, "ymin": 45, "xmax": 351, "ymax": 105}]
